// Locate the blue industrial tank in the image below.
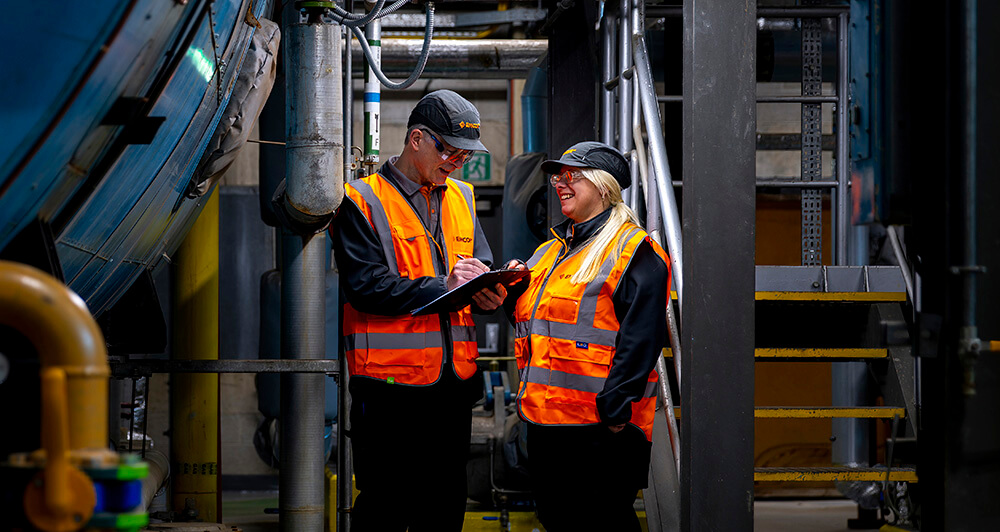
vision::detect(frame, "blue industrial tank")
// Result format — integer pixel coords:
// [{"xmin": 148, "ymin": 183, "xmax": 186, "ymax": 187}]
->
[{"xmin": 0, "ymin": 0, "xmax": 271, "ymax": 316}]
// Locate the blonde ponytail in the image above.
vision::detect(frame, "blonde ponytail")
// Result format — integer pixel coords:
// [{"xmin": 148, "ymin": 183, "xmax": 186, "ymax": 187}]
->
[{"xmin": 569, "ymin": 168, "xmax": 641, "ymax": 284}]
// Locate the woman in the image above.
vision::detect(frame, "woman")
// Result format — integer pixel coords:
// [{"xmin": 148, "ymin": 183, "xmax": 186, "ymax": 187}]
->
[{"xmin": 504, "ymin": 141, "xmax": 671, "ymax": 531}]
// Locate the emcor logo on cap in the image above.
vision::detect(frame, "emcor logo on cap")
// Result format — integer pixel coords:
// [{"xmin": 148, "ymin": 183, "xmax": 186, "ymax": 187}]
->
[{"xmin": 459, "ymin": 121, "xmax": 480, "ymax": 129}]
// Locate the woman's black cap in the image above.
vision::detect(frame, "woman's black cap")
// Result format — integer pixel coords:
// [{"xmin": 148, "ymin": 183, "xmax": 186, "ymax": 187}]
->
[{"xmin": 540, "ymin": 141, "xmax": 631, "ymax": 189}]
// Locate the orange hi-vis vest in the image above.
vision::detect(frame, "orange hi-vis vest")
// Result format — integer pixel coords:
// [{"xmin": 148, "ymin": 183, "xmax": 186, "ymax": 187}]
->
[
  {"xmin": 342, "ymin": 172, "xmax": 479, "ymax": 386},
  {"xmin": 513, "ymin": 223, "xmax": 667, "ymax": 440}
]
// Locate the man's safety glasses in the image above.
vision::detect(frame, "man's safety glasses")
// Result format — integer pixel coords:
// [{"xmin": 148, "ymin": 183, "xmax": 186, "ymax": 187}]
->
[
  {"xmin": 421, "ymin": 129, "xmax": 473, "ymax": 166},
  {"xmin": 549, "ymin": 169, "xmax": 582, "ymax": 187}
]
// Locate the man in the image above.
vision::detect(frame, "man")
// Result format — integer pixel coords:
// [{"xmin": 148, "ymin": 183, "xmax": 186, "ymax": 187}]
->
[{"xmin": 331, "ymin": 90, "xmax": 506, "ymax": 531}]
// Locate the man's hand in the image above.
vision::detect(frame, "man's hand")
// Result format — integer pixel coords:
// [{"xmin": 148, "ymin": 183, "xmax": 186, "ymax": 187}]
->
[
  {"xmin": 608, "ymin": 423, "xmax": 626, "ymax": 434},
  {"xmin": 446, "ymin": 257, "xmax": 489, "ymax": 291}
]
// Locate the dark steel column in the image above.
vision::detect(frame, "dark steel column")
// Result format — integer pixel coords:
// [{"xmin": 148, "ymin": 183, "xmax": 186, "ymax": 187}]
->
[
  {"xmin": 680, "ymin": 1, "xmax": 755, "ymax": 530},
  {"xmin": 546, "ymin": 2, "xmax": 597, "ymax": 227}
]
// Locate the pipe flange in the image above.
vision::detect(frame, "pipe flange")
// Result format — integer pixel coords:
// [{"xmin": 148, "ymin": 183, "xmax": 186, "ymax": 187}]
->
[{"xmin": 23, "ymin": 466, "xmax": 96, "ymax": 532}]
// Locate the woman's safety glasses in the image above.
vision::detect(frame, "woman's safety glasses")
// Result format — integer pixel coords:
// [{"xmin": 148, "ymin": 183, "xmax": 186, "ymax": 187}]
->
[
  {"xmin": 549, "ymin": 169, "xmax": 582, "ymax": 187},
  {"xmin": 421, "ymin": 129, "xmax": 473, "ymax": 166}
]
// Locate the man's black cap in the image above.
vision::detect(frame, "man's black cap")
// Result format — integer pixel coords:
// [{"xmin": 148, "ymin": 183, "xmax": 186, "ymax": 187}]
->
[
  {"xmin": 407, "ymin": 90, "xmax": 488, "ymax": 152},
  {"xmin": 541, "ymin": 141, "xmax": 631, "ymax": 189}
]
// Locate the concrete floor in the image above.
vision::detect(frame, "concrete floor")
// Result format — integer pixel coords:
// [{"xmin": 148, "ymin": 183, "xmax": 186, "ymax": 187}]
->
[{"xmin": 209, "ymin": 491, "xmax": 864, "ymax": 531}]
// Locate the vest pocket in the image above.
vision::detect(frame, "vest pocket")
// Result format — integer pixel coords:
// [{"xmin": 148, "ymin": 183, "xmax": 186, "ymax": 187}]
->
[
  {"xmin": 541, "ymin": 295, "xmax": 579, "ymax": 324},
  {"xmin": 544, "ymin": 338, "xmax": 613, "ymax": 409},
  {"xmin": 391, "ymin": 220, "xmax": 430, "ymax": 278}
]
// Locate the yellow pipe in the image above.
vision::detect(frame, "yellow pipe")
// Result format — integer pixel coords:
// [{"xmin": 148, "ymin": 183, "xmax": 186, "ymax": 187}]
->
[
  {"xmin": 170, "ymin": 188, "xmax": 221, "ymax": 522},
  {"xmin": 0, "ymin": 261, "xmax": 109, "ymax": 451},
  {"xmin": 41, "ymin": 368, "xmax": 72, "ymax": 516}
]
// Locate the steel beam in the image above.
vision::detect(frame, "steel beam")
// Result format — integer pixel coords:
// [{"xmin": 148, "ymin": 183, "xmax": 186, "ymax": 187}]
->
[{"xmin": 680, "ymin": 1, "xmax": 756, "ymax": 530}]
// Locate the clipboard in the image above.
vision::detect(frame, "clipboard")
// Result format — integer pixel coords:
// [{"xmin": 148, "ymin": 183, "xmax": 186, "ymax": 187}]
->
[{"xmin": 411, "ymin": 269, "xmax": 531, "ymax": 316}]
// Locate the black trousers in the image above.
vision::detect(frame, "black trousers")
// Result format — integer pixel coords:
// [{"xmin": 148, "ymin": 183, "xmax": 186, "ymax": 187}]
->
[
  {"xmin": 525, "ymin": 422, "xmax": 652, "ymax": 532},
  {"xmin": 348, "ymin": 371, "xmax": 479, "ymax": 532}
]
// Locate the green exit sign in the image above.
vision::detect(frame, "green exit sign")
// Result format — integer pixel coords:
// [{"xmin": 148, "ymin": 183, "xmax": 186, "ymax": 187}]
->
[{"xmin": 461, "ymin": 152, "xmax": 491, "ymax": 182}]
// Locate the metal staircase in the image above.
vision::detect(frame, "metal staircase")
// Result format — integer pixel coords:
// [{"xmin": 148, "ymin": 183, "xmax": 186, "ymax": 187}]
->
[{"xmin": 602, "ymin": 1, "xmax": 920, "ymax": 528}]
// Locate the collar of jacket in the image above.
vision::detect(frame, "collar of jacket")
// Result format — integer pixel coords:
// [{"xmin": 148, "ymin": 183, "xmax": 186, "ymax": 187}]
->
[
  {"xmin": 378, "ymin": 156, "xmax": 449, "ymax": 199},
  {"xmin": 550, "ymin": 207, "xmax": 613, "ymax": 251}
]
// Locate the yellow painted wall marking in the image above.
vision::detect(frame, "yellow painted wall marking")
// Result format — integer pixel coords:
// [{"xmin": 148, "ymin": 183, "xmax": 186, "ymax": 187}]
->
[
  {"xmin": 755, "ymin": 291, "xmax": 906, "ymax": 302},
  {"xmin": 754, "ymin": 407, "xmax": 906, "ymax": 419}
]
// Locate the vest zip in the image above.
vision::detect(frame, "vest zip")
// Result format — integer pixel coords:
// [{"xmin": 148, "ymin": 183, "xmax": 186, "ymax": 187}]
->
[
  {"xmin": 375, "ymin": 172, "xmax": 453, "ymax": 378},
  {"xmin": 515, "ymin": 228, "xmax": 577, "ymax": 413}
]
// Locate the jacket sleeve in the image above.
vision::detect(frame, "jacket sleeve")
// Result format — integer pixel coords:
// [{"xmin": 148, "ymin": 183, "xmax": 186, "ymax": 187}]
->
[
  {"xmin": 330, "ymin": 196, "xmax": 449, "ymax": 315},
  {"xmin": 596, "ymin": 239, "xmax": 670, "ymax": 426}
]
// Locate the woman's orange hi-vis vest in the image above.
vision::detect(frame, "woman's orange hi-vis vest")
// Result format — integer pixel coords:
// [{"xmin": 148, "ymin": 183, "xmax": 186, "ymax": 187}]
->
[
  {"xmin": 513, "ymin": 223, "xmax": 667, "ymax": 441},
  {"xmin": 342, "ymin": 172, "xmax": 479, "ymax": 386}
]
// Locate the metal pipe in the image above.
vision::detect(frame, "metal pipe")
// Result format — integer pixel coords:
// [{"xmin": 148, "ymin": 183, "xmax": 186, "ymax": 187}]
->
[
  {"xmin": 345, "ymin": 24, "xmax": 354, "ymax": 183},
  {"xmin": 339, "ymin": 15, "xmax": 354, "ymax": 532},
  {"xmin": 140, "ymin": 449, "xmax": 170, "ymax": 511},
  {"xmin": 170, "ymin": 188, "xmax": 220, "ymax": 522},
  {"xmin": 647, "ymin": 5, "xmax": 848, "ymax": 19},
  {"xmin": 363, "ymin": 4, "xmax": 381, "ymax": 172},
  {"xmin": 836, "ymin": 11, "xmax": 849, "ymax": 265},
  {"xmin": 601, "ymin": 14, "xmax": 616, "ymax": 146},
  {"xmin": 0, "ymin": 261, "xmax": 109, "ymax": 452},
  {"xmin": 282, "ymin": 4, "xmax": 341, "ymax": 529},
  {"xmin": 633, "ymin": 32, "xmax": 684, "ymax": 302},
  {"xmin": 959, "ymin": 0, "xmax": 980, "ymax": 396},
  {"xmin": 349, "ymin": 38, "xmax": 548, "ymax": 79},
  {"xmin": 285, "ymin": 9, "xmax": 345, "ymax": 224},
  {"xmin": 886, "ymin": 226, "xmax": 914, "ymax": 303},
  {"xmin": 617, "ymin": 0, "xmax": 633, "ymax": 201},
  {"xmin": 279, "ymin": 232, "xmax": 327, "ymax": 531}
]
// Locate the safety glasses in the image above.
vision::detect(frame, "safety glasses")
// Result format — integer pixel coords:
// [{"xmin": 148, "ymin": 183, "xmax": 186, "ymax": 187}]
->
[
  {"xmin": 421, "ymin": 129, "xmax": 473, "ymax": 166},
  {"xmin": 549, "ymin": 169, "xmax": 582, "ymax": 187}
]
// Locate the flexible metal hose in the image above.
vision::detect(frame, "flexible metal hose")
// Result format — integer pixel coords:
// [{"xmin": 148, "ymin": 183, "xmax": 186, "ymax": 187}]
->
[{"xmin": 350, "ymin": 2, "xmax": 434, "ymax": 90}]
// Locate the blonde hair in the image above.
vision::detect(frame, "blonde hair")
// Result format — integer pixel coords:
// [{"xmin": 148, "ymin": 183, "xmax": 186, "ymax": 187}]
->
[{"xmin": 570, "ymin": 168, "xmax": 641, "ymax": 284}]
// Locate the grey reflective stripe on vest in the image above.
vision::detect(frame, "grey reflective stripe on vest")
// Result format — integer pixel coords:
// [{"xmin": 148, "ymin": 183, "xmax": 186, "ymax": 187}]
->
[
  {"xmin": 344, "ymin": 331, "xmax": 444, "ymax": 351},
  {"xmin": 449, "ymin": 178, "xmax": 477, "ymax": 218},
  {"xmin": 523, "ymin": 366, "xmax": 607, "ymax": 395},
  {"xmin": 344, "ymin": 325, "xmax": 475, "ymax": 351},
  {"xmin": 644, "ymin": 379, "xmax": 658, "ymax": 398},
  {"xmin": 527, "ymin": 227, "xmax": 642, "ymax": 348},
  {"xmin": 526, "ymin": 240, "xmax": 559, "ymax": 269},
  {"xmin": 350, "ymin": 179, "xmax": 399, "ymax": 276},
  {"xmin": 514, "ymin": 320, "xmax": 531, "ymax": 339},
  {"xmin": 451, "ymin": 324, "xmax": 476, "ymax": 343},
  {"xmin": 529, "ymin": 319, "xmax": 618, "ymax": 346}
]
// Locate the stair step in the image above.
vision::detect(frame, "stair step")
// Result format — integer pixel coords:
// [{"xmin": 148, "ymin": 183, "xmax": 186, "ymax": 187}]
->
[
  {"xmin": 754, "ymin": 406, "xmax": 906, "ymax": 419},
  {"xmin": 755, "ymin": 291, "xmax": 905, "ymax": 302},
  {"xmin": 663, "ymin": 348, "xmax": 888, "ymax": 360},
  {"xmin": 754, "ymin": 466, "xmax": 918, "ymax": 482},
  {"xmin": 672, "ymin": 406, "xmax": 906, "ymax": 419}
]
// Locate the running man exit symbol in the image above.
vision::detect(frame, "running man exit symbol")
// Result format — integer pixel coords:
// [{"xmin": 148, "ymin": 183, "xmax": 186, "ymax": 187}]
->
[{"xmin": 461, "ymin": 152, "xmax": 491, "ymax": 182}]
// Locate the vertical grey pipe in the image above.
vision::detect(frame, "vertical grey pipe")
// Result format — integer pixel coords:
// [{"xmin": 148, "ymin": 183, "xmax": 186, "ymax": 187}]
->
[
  {"xmin": 282, "ymin": 5, "xmax": 343, "ymax": 530},
  {"xmin": 279, "ymin": 232, "xmax": 327, "ymax": 531},
  {"xmin": 285, "ymin": 10, "xmax": 345, "ymax": 221},
  {"xmin": 960, "ymin": 0, "xmax": 979, "ymax": 395},
  {"xmin": 601, "ymin": 14, "xmax": 616, "ymax": 147},
  {"xmin": 633, "ymin": 32, "xmax": 684, "ymax": 302},
  {"xmin": 617, "ymin": 0, "xmax": 633, "ymax": 204},
  {"xmin": 339, "ymin": 24, "xmax": 354, "ymax": 532},
  {"xmin": 835, "ymin": 12, "xmax": 849, "ymax": 265}
]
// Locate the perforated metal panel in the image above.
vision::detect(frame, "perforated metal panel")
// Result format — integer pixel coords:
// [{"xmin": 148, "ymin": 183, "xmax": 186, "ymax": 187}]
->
[{"xmin": 801, "ymin": 15, "xmax": 823, "ymax": 265}]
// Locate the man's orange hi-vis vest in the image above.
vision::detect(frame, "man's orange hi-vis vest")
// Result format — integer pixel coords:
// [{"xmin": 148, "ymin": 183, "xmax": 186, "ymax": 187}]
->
[
  {"xmin": 342, "ymin": 172, "xmax": 479, "ymax": 386},
  {"xmin": 513, "ymin": 223, "xmax": 667, "ymax": 441}
]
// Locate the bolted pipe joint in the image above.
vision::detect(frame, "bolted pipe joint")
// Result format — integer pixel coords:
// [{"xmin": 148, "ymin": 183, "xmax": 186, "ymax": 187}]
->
[{"xmin": 280, "ymin": 7, "xmax": 345, "ymax": 233}]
